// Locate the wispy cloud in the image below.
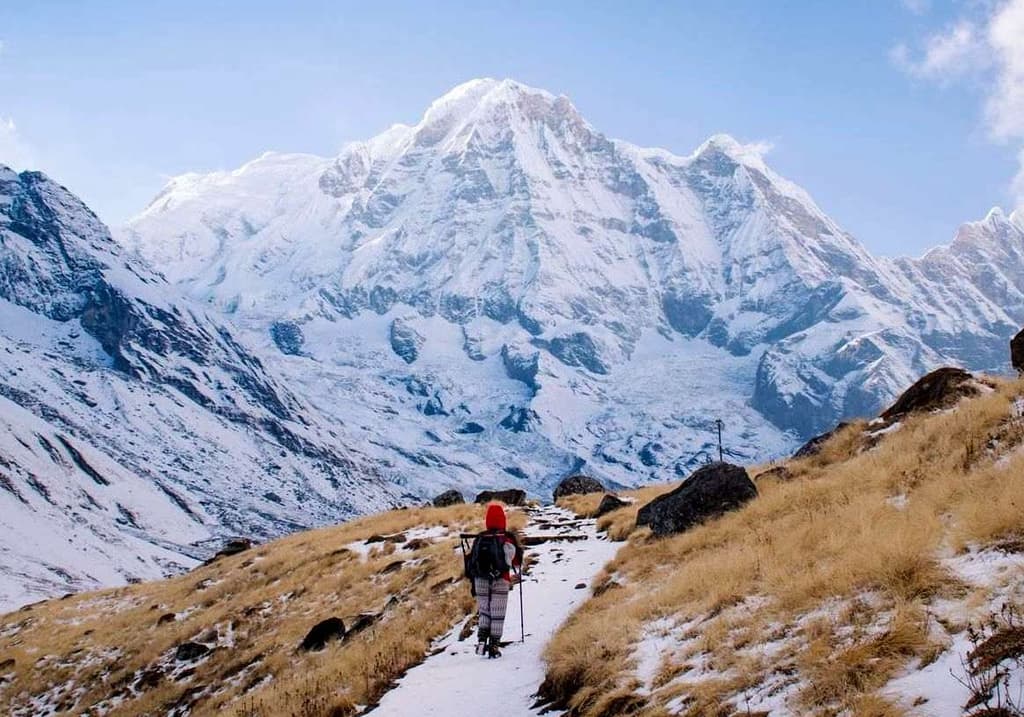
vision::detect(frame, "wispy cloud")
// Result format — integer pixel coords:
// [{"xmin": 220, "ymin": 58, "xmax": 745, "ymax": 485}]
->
[
  {"xmin": 891, "ymin": 20, "xmax": 989, "ymax": 83},
  {"xmin": 900, "ymin": 0, "xmax": 931, "ymax": 16},
  {"xmin": 893, "ymin": 0, "xmax": 1024, "ymax": 210},
  {"xmin": 0, "ymin": 116, "xmax": 35, "ymax": 171}
]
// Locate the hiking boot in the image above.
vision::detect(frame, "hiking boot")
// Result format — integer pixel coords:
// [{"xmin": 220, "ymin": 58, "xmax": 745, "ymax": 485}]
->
[
  {"xmin": 474, "ymin": 641, "xmax": 487, "ymax": 656},
  {"xmin": 486, "ymin": 639, "xmax": 502, "ymax": 659}
]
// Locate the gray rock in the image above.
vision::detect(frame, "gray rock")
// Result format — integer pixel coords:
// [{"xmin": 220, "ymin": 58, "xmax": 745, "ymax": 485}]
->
[
  {"xmin": 474, "ymin": 489, "xmax": 527, "ymax": 506},
  {"xmin": 636, "ymin": 462, "xmax": 757, "ymax": 537},
  {"xmin": 1012, "ymin": 328, "xmax": 1024, "ymax": 373},
  {"xmin": 880, "ymin": 367, "xmax": 978, "ymax": 421},
  {"xmin": 432, "ymin": 489, "xmax": 465, "ymax": 507},
  {"xmin": 552, "ymin": 475, "xmax": 604, "ymax": 502},
  {"xmin": 595, "ymin": 493, "xmax": 629, "ymax": 517}
]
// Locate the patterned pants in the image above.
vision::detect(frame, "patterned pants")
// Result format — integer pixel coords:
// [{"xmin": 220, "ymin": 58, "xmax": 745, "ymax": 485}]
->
[{"xmin": 474, "ymin": 578, "xmax": 510, "ymax": 642}]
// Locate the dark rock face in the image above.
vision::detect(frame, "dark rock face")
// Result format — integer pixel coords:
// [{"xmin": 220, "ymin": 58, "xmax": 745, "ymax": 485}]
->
[
  {"xmin": 300, "ymin": 617, "xmax": 346, "ymax": 652},
  {"xmin": 792, "ymin": 423, "xmax": 849, "ymax": 460},
  {"xmin": 595, "ymin": 493, "xmax": 629, "ymax": 517},
  {"xmin": 552, "ymin": 475, "xmax": 604, "ymax": 502},
  {"xmin": 456, "ymin": 422, "xmax": 485, "ymax": 435},
  {"xmin": 432, "ymin": 489, "xmax": 465, "ymax": 507},
  {"xmin": 537, "ymin": 332, "xmax": 609, "ymax": 375},
  {"xmin": 1013, "ymin": 329, "xmax": 1024, "ymax": 373},
  {"xmin": 501, "ymin": 344, "xmax": 540, "ymax": 395},
  {"xmin": 475, "ymin": 489, "xmax": 527, "ymax": 506},
  {"xmin": 389, "ymin": 318, "xmax": 424, "ymax": 364},
  {"xmin": 880, "ymin": 367, "xmax": 978, "ymax": 421},
  {"xmin": 499, "ymin": 406, "xmax": 539, "ymax": 433},
  {"xmin": 175, "ymin": 642, "xmax": 211, "ymax": 662},
  {"xmin": 270, "ymin": 321, "xmax": 304, "ymax": 355},
  {"xmin": 636, "ymin": 462, "xmax": 757, "ymax": 537}
]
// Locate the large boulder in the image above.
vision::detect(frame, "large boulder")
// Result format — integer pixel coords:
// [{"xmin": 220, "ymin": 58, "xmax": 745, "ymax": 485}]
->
[
  {"xmin": 1013, "ymin": 329, "xmax": 1024, "ymax": 374},
  {"xmin": 432, "ymin": 489, "xmax": 465, "ymax": 507},
  {"xmin": 636, "ymin": 462, "xmax": 757, "ymax": 537},
  {"xmin": 300, "ymin": 617, "xmax": 346, "ymax": 652},
  {"xmin": 880, "ymin": 367, "xmax": 979, "ymax": 421},
  {"xmin": 474, "ymin": 489, "xmax": 527, "ymax": 506},
  {"xmin": 553, "ymin": 475, "xmax": 604, "ymax": 502},
  {"xmin": 595, "ymin": 493, "xmax": 629, "ymax": 517}
]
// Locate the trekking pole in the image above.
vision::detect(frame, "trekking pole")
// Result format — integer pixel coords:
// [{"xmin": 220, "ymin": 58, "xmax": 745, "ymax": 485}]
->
[{"xmin": 517, "ymin": 566, "xmax": 525, "ymax": 643}]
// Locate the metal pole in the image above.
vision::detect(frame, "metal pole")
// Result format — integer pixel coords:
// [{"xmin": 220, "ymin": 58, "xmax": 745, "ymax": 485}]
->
[{"xmin": 715, "ymin": 419, "xmax": 724, "ymax": 462}]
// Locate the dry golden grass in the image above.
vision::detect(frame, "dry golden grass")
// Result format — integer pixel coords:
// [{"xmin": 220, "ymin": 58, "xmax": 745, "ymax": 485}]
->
[
  {"xmin": 545, "ymin": 376, "xmax": 1024, "ymax": 717},
  {"xmin": 0, "ymin": 501, "xmax": 526, "ymax": 716}
]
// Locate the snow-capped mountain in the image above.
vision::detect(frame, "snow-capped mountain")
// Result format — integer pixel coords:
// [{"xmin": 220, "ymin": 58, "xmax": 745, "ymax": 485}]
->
[
  {"xmin": 123, "ymin": 79, "xmax": 1023, "ymax": 450},
  {"xmin": 0, "ymin": 166, "xmax": 403, "ymax": 608}
]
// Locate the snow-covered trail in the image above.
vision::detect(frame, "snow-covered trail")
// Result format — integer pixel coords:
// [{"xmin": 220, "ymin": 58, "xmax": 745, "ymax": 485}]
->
[{"xmin": 370, "ymin": 505, "xmax": 620, "ymax": 716}]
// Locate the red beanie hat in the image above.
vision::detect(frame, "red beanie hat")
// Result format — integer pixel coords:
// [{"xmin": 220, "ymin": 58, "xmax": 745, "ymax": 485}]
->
[{"xmin": 485, "ymin": 503, "xmax": 507, "ymax": 531}]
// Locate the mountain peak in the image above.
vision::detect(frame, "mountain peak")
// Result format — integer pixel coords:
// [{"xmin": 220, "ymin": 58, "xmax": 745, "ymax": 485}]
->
[{"xmin": 691, "ymin": 134, "xmax": 772, "ymax": 170}]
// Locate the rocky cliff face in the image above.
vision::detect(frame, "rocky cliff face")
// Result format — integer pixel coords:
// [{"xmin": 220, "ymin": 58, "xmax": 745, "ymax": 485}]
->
[
  {"xmin": 0, "ymin": 166, "xmax": 401, "ymax": 608},
  {"xmin": 120, "ymin": 79, "xmax": 1024, "ymax": 498}
]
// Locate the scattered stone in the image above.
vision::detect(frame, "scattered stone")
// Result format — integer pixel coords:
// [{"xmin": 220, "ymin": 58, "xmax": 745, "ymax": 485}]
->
[
  {"xmin": 346, "ymin": 612, "xmax": 380, "ymax": 637},
  {"xmin": 135, "ymin": 667, "xmax": 163, "ymax": 690},
  {"xmin": 474, "ymin": 489, "xmax": 527, "ymax": 506},
  {"xmin": 404, "ymin": 538, "xmax": 431, "ymax": 551},
  {"xmin": 574, "ymin": 582, "xmax": 587, "ymax": 589},
  {"xmin": 174, "ymin": 642, "xmax": 211, "ymax": 662},
  {"xmin": 636, "ymin": 462, "xmax": 757, "ymax": 537},
  {"xmin": 300, "ymin": 617, "xmax": 346, "ymax": 652},
  {"xmin": 432, "ymin": 489, "xmax": 465, "ymax": 508},
  {"xmin": 595, "ymin": 493, "xmax": 629, "ymax": 517},
  {"xmin": 754, "ymin": 466, "xmax": 793, "ymax": 482},
  {"xmin": 157, "ymin": 613, "xmax": 176, "ymax": 626},
  {"xmin": 880, "ymin": 367, "xmax": 980, "ymax": 421},
  {"xmin": 792, "ymin": 423, "xmax": 849, "ymax": 460},
  {"xmin": 365, "ymin": 533, "xmax": 407, "ymax": 545},
  {"xmin": 0, "ymin": 658, "xmax": 14, "ymax": 671},
  {"xmin": 380, "ymin": 560, "xmax": 405, "ymax": 575},
  {"xmin": 552, "ymin": 475, "xmax": 604, "ymax": 502},
  {"xmin": 521, "ymin": 534, "xmax": 587, "ymax": 546},
  {"xmin": 1012, "ymin": 328, "xmax": 1024, "ymax": 373}
]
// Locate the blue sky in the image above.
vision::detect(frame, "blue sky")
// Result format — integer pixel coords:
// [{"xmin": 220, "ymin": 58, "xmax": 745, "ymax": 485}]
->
[{"xmin": 0, "ymin": 1, "xmax": 1020, "ymax": 256}]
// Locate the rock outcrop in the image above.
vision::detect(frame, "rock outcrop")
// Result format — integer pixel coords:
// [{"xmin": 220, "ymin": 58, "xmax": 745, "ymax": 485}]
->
[
  {"xmin": 636, "ymin": 462, "xmax": 757, "ymax": 537},
  {"xmin": 552, "ymin": 475, "xmax": 604, "ymax": 502},
  {"xmin": 880, "ymin": 367, "xmax": 980, "ymax": 421},
  {"xmin": 595, "ymin": 494, "xmax": 629, "ymax": 517},
  {"xmin": 474, "ymin": 489, "xmax": 527, "ymax": 506},
  {"xmin": 432, "ymin": 489, "xmax": 465, "ymax": 508},
  {"xmin": 300, "ymin": 617, "xmax": 346, "ymax": 652},
  {"xmin": 1013, "ymin": 329, "xmax": 1024, "ymax": 373}
]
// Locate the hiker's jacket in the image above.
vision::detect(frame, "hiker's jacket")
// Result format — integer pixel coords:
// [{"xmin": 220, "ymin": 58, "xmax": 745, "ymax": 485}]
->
[{"xmin": 484, "ymin": 504, "xmax": 523, "ymax": 583}]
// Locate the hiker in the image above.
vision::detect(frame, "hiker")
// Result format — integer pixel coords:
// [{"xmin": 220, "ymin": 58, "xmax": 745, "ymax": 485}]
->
[{"xmin": 467, "ymin": 503, "xmax": 523, "ymax": 658}]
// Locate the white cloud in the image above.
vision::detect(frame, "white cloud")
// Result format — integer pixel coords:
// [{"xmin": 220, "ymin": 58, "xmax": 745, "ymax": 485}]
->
[
  {"xmin": 894, "ymin": 0, "xmax": 1024, "ymax": 210},
  {"xmin": 900, "ymin": 0, "xmax": 931, "ymax": 16},
  {"xmin": 0, "ymin": 116, "xmax": 35, "ymax": 171},
  {"xmin": 891, "ymin": 20, "xmax": 989, "ymax": 82}
]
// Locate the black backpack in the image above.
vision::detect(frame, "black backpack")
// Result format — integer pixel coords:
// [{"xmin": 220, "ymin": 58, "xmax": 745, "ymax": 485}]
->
[{"xmin": 465, "ymin": 531, "xmax": 509, "ymax": 581}]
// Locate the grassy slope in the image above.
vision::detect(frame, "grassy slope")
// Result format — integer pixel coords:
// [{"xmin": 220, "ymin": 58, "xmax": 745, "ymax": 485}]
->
[
  {"xmin": 0, "ymin": 502, "xmax": 524, "ymax": 716},
  {"xmin": 546, "ymin": 377, "xmax": 1024, "ymax": 717}
]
